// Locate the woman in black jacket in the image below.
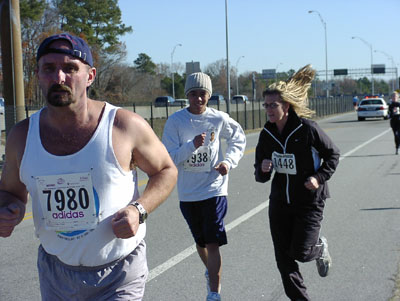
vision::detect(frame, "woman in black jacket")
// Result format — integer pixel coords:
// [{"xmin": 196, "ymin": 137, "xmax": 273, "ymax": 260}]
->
[{"xmin": 254, "ymin": 65, "xmax": 340, "ymax": 301}]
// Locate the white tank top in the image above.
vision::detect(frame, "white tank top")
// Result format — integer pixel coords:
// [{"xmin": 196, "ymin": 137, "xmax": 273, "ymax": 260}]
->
[{"xmin": 20, "ymin": 102, "xmax": 146, "ymax": 266}]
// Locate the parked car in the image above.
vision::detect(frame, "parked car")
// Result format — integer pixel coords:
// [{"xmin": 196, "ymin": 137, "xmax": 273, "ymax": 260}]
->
[
  {"xmin": 171, "ymin": 98, "xmax": 189, "ymax": 107},
  {"xmin": 231, "ymin": 95, "xmax": 249, "ymax": 104},
  {"xmin": 154, "ymin": 96, "xmax": 175, "ymax": 107},
  {"xmin": 208, "ymin": 94, "xmax": 226, "ymax": 106},
  {"xmin": 0, "ymin": 98, "xmax": 4, "ymax": 115},
  {"xmin": 357, "ymin": 97, "xmax": 389, "ymax": 121}
]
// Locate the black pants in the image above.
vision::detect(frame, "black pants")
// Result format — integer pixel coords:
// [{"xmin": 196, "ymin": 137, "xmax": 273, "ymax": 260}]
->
[
  {"xmin": 269, "ymin": 198, "xmax": 325, "ymax": 301},
  {"xmin": 390, "ymin": 116, "xmax": 400, "ymax": 149}
]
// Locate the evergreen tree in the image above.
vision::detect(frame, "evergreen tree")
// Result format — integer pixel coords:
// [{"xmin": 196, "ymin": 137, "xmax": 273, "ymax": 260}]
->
[
  {"xmin": 54, "ymin": 0, "xmax": 132, "ymax": 53},
  {"xmin": 134, "ymin": 53, "xmax": 157, "ymax": 75}
]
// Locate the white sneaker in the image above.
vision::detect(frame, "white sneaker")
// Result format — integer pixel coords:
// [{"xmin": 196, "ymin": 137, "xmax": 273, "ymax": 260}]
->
[
  {"xmin": 316, "ymin": 236, "xmax": 332, "ymax": 277},
  {"xmin": 206, "ymin": 292, "xmax": 221, "ymax": 301}
]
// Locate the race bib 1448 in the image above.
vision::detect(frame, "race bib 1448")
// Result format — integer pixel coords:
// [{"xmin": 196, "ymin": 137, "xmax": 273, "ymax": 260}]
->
[{"xmin": 271, "ymin": 152, "xmax": 297, "ymax": 175}]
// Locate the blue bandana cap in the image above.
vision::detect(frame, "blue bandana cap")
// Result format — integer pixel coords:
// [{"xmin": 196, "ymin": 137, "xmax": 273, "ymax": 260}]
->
[{"xmin": 37, "ymin": 33, "xmax": 93, "ymax": 67}]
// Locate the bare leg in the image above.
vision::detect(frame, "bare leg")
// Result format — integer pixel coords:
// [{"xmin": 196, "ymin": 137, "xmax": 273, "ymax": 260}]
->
[
  {"xmin": 205, "ymin": 243, "xmax": 221, "ymax": 293},
  {"xmin": 196, "ymin": 244, "xmax": 208, "ymax": 266}
]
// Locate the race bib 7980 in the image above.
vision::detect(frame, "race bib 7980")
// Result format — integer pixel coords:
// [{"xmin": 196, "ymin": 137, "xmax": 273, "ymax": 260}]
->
[{"xmin": 35, "ymin": 172, "xmax": 98, "ymax": 231}]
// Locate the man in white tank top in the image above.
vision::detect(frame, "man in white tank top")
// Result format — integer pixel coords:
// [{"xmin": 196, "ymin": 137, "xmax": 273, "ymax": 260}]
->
[{"xmin": 0, "ymin": 33, "xmax": 177, "ymax": 300}]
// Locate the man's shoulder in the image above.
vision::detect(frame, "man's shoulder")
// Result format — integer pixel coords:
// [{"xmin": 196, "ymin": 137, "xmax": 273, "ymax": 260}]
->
[
  {"xmin": 166, "ymin": 108, "xmax": 188, "ymax": 123},
  {"xmin": 206, "ymin": 108, "xmax": 235, "ymax": 127},
  {"xmin": 5, "ymin": 118, "xmax": 30, "ymax": 157},
  {"xmin": 207, "ymin": 107, "xmax": 228, "ymax": 117},
  {"xmin": 112, "ymin": 107, "xmax": 155, "ymax": 142},
  {"xmin": 114, "ymin": 106, "xmax": 146, "ymax": 124},
  {"xmin": 10, "ymin": 118, "xmax": 30, "ymax": 138}
]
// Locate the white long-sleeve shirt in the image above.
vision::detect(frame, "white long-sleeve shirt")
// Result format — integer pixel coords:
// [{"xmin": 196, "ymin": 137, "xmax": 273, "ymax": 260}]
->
[{"xmin": 162, "ymin": 107, "xmax": 246, "ymax": 202}]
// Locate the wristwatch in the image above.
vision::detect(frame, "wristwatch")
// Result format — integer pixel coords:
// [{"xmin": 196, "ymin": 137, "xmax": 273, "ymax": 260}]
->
[{"xmin": 130, "ymin": 202, "xmax": 148, "ymax": 224}]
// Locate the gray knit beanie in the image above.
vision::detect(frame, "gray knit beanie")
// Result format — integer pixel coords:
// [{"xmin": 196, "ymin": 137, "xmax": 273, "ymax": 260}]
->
[{"xmin": 184, "ymin": 72, "xmax": 212, "ymax": 96}]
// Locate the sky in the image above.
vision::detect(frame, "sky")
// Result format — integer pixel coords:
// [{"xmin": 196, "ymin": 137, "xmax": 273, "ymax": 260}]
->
[{"xmin": 118, "ymin": 0, "xmax": 399, "ymax": 79}]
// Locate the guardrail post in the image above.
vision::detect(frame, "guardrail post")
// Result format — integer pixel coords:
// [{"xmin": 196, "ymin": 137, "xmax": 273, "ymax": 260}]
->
[
  {"xmin": 252, "ymin": 100, "xmax": 255, "ymax": 129},
  {"xmin": 244, "ymin": 101, "xmax": 247, "ymax": 130},
  {"xmin": 150, "ymin": 102, "xmax": 154, "ymax": 129},
  {"xmin": 236, "ymin": 100, "xmax": 239, "ymax": 122}
]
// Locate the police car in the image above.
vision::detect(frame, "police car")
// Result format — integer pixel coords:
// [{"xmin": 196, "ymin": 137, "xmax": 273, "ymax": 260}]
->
[{"xmin": 357, "ymin": 96, "xmax": 389, "ymax": 121}]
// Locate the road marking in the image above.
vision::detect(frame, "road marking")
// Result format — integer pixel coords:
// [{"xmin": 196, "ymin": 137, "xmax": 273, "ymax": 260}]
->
[
  {"xmin": 22, "ymin": 212, "xmax": 32, "ymax": 221},
  {"xmin": 339, "ymin": 128, "xmax": 391, "ymax": 161},
  {"xmin": 147, "ymin": 200, "xmax": 269, "ymax": 282},
  {"xmin": 244, "ymin": 148, "xmax": 255, "ymax": 155}
]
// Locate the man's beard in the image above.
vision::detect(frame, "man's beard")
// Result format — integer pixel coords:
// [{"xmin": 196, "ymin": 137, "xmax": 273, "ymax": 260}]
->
[{"xmin": 47, "ymin": 84, "xmax": 73, "ymax": 107}]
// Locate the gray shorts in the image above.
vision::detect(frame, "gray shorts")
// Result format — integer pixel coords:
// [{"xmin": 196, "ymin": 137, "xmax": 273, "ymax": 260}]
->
[{"xmin": 37, "ymin": 241, "xmax": 148, "ymax": 301}]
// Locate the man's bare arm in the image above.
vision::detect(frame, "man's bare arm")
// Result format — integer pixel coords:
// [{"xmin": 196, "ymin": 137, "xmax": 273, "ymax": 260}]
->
[
  {"xmin": 130, "ymin": 115, "xmax": 177, "ymax": 213},
  {"xmin": 0, "ymin": 120, "xmax": 29, "ymax": 237},
  {"xmin": 111, "ymin": 110, "xmax": 177, "ymax": 238}
]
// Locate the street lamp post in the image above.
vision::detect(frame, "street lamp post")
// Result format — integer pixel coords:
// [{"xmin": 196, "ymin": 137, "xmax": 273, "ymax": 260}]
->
[
  {"xmin": 374, "ymin": 49, "xmax": 396, "ymax": 92},
  {"xmin": 275, "ymin": 62, "xmax": 283, "ymax": 82},
  {"xmin": 171, "ymin": 43, "xmax": 182, "ymax": 99},
  {"xmin": 235, "ymin": 55, "xmax": 244, "ymax": 95},
  {"xmin": 225, "ymin": 0, "xmax": 231, "ymax": 114},
  {"xmin": 352, "ymin": 36, "xmax": 374, "ymax": 95},
  {"xmin": 308, "ymin": 10, "xmax": 329, "ymax": 98}
]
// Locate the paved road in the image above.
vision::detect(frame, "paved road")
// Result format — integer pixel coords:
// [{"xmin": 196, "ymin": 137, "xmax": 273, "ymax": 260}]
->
[{"xmin": 1, "ymin": 112, "xmax": 399, "ymax": 301}]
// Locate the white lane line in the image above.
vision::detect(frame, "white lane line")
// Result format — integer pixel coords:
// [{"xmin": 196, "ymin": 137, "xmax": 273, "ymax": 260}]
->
[
  {"xmin": 339, "ymin": 128, "xmax": 391, "ymax": 161},
  {"xmin": 147, "ymin": 201, "xmax": 269, "ymax": 282},
  {"xmin": 148, "ymin": 127, "xmax": 390, "ymax": 282}
]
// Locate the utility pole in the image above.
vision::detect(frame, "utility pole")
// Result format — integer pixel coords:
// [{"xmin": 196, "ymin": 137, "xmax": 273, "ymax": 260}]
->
[
  {"xmin": 225, "ymin": 0, "xmax": 231, "ymax": 114},
  {"xmin": 0, "ymin": 0, "xmax": 25, "ymax": 137}
]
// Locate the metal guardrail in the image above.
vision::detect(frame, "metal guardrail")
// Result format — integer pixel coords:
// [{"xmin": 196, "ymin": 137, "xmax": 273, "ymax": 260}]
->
[
  {"xmin": 11, "ymin": 95, "xmax": 354, "ymax": 140},
  {"xmin": 0, "ymin": 96, "xmax": 353, "ymax": 166}
]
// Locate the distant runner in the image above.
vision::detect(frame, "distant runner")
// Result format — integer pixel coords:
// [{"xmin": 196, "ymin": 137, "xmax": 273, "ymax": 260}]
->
[{"xmin": 388, "ymin": 91, "xmax": 400, "ymax": 154}]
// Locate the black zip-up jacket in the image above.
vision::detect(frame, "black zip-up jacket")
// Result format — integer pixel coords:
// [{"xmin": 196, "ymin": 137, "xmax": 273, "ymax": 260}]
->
[
  {"xmin": 254, "ymin": 110, "xmax": 340, "ymax": 205},
  {"xmin": 389, "ymin": 102, "xmax": 400, "ymax": 122}
]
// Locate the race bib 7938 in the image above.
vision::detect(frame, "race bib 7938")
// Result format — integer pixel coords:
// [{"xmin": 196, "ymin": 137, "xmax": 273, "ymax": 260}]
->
[{"xmin": 184, "ymin": 146, "xmax": 212, "ymax": 172}]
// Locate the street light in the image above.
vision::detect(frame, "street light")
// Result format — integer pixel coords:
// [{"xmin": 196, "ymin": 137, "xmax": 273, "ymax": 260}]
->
[
  {"xmin": 235, "ymin": 55, "xmax": 244, "ymax": 95},
  {"xmin": 171, "ymin": 43, "xmax": 182, "ymax": 99},
  {"xmin": 225, "ymin": 0, "xmax": 231, "ymax": 114},
  {"xmin": 352, "ymin": 36, "xmax": 374, "ymax": 95},
  {"xmin": 275, "ymin": 62, "xmax": 283, "ymax": 82},
  {"xmin": 374, "ymin": 49, "xmax": 397, "ymax": 91},
  {"xmin": 308, "ymin": 10, "xmax": 329, "ymax": 98}
]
